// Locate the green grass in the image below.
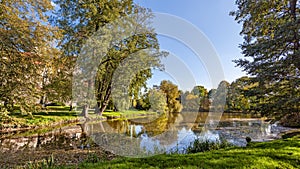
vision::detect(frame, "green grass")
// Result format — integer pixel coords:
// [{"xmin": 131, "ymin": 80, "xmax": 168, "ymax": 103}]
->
[
  {"xmin": 0, "ymin": 110, "xmax": 79, "ymax": 129},
  {"xmin": 102, "ymin": 111, "xmax": 122, "ymax": 117},
  {"xmin": 45, "ymin": 106, "xmax": 71, "ymax": 111},
  {"xmin": 1, "ymin": 107, "xmax": 157, "ymax": 129},
  {"xmin": 72, "ymin": 135, "xmax": 300, "ymax": 169},
  {"xmin": 25, "ymin": 112, "xmax": 78, "ymax": 126},
  {"xmin": 102, "ymin": 110, "xmax": 157, "ymax": 119}
]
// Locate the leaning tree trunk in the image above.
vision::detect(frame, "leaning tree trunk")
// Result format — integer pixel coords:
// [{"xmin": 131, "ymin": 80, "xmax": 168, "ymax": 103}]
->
[{"xmin": 95, "ymin": 85, "xmax": 112, "ymax": 116}]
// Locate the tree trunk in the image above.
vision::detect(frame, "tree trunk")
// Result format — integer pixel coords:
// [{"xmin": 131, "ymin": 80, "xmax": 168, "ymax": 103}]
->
[
  {"xmin": 39, "ymin": 96, "xmax": 43, "ymax": 105},
  {"xmin": 113, "ymin": 105, "xmax": 118, "ymax": 112},
  {"xmin": 81, "ymin": 79, "xmax": 92, "ymax": 118},
  {"xmin": 80, "ymin": 122, "xmax": 88, "ymax": 133},
  {"xmin": 69, "ymin": 101, "xmax": 73, "ymax": 111},
  {"xmin": 95, "ymin": 98, "xmax": 110, "ymax": 116},
  {"xmin": 39, "ymin": 94, "xmax": 46, "ymax": 107},
  {"xmin": 94, "ymin": 103, "xmax": 100, "ymax": 114},
  {"xmin": 81, "ymin": 104, "xmax": 89, "ymax": 118},
  {"xmin": 98, "ymin": 85, "xmax": 112, "ymax": 116},
  {"xmin": 99, "ymin": 103, "xmax": 107, "ymax": 116},
  {"xmin": 291, "ymin": 0, "xmax": 299, "ymax": 49}
]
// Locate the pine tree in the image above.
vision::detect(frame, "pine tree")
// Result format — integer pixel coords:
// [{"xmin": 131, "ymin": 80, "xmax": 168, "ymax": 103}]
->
[{"xmin": 231, "ymin": 0, "xmax": 300, "ymax": 117}]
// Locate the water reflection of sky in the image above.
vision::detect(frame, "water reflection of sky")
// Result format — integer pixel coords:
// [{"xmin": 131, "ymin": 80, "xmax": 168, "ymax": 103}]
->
[
  {"xmin": 132, "ymin": 119, "xmax": 291, "ymax": 154},
  {"xmin": 1, "ymin": 115, "xmax": 293, "ymax": 157},
  {"xmin": 140, "ymin": 133, "xmax": 162, "ymax": 153},
  {"xmin": 135, "ymin": 125, "xmax": 143, "ymax": 135},
  {"xmin": 139, "ymin": 127, "xmax": 223, "ymax": 153}
]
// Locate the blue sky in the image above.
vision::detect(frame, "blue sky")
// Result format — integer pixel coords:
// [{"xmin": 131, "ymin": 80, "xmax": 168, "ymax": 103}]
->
[{"xmin": 134, "ymin": 0, "xmax": 246, "ymax": 91}]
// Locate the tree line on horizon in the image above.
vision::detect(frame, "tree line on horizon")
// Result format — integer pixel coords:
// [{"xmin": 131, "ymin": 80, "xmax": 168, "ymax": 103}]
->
[{"xmin": 132, "ymin": 77, "xmax": 267, "ymax": 115}]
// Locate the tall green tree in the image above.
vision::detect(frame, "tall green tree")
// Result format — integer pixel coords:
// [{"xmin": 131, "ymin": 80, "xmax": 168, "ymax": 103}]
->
[
  {"xmin": 93, "ymin": 7, "xmax": 165, "ymax": 116},
  {"xmin": 231, "ymin": 0, "xmax": 300, "ymax": 117},
  {"xmin": 54, "ymin": 0, "xmax": 134, "ymax": 117},
  {"xmin": 0, "ymin": 0, "xmax": 61, "ymax": 114},
  {"xmin": 55, "ymin": 1, "xmax": 166, "ymax": 117}
]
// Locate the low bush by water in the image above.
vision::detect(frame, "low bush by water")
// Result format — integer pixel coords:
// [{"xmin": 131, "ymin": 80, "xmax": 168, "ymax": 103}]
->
[{"xmin": 186, "ymin": 137, "xmax": 233, "ymax": 154}]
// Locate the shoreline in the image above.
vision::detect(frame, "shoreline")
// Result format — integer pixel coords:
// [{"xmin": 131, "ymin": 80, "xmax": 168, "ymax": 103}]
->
[{"xmin": 1, "ymin": 132, "xmax": 299, "ymax": 168}]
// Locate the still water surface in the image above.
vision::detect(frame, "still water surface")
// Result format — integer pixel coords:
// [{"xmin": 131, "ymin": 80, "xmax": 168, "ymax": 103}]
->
[{"xmin": 0, "ymin": 112, "xmax": 292, "ymax": 156}]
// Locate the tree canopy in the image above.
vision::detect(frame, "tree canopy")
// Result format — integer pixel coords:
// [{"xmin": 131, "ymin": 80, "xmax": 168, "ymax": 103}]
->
[
  {"xmin": 0, "ymin": 0, "xmax": 61, "ymax": 114},
  {"xmin": 55, "ymin": 0, "xmax": 167, "ymax": 117},
  {"xmin": 231, "ymin": 0, "xmax": 300, "ymax": 117},
  {"xmin": 159, "ymin": 80, "xmax": 182, "ymax": 113}
]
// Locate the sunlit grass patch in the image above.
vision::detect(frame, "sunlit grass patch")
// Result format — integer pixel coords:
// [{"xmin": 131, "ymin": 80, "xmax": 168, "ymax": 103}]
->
[
  {"xmin": 102, "ymin": 110, "xmax": 157, "ymax": 120},
  {"xmin": 45, "ymin": 106, "xmax": 71, "ymax": 111},
  {"xmin": 0, "ymin": 110, "xmax": 79, "ymax": 130},
  {"xmin": 72, "ymin": 135, "xmax": 300, "ymax": 169}
]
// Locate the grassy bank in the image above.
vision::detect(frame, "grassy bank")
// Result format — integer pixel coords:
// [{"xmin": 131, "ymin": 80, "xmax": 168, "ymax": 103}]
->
[
  {"xmin": 0, "ymin": 110, "xmax": 79, "ymax": 131},
  {"xmin": 102, "ymin": 110, "xmax": 157, "ymax": 119},
  {"xmin": 0, "ymin": 107, "xmax": 157, "ymax": 133},
  {"xmin": 73, "ymin": 135, "xmax": 300, "ymax": 169},
  {"xmin": 2, "ymin": 133, "xmax": 298, "ymax": 168}
]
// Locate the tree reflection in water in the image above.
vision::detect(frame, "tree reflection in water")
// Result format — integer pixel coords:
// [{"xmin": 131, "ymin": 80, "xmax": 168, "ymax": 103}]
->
[{"xmin": 0, "ymin": 112, "xmax": 292, "ymax": 157}]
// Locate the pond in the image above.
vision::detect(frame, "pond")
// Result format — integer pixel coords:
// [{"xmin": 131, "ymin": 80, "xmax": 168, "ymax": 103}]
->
[{"xmin": 0, "ymin": 112, "xmax": 293, "ymax": 157}]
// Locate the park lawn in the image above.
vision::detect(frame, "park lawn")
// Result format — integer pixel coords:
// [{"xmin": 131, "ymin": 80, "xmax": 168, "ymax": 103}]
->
[
  {"xmin": 76, "ymin": 135, "xmax": 300, "ymax": 169},
  {"xmin": 45, "ymin": 106, "xmax": 71, "ymax": 111},
  {"xmin": 102, "ymin": 110, "xmax": 158, "ymax": 119},
  {"xmin": 1, "ymin": 111, "xmax": 79, "ymax": 129},
  {"xmin": 1, "ymin": 106, "xmax": 157, "ymax": 129},
  {"xmin": 24, "ymin": 111, "xmax": 79, "ymax": 126}
]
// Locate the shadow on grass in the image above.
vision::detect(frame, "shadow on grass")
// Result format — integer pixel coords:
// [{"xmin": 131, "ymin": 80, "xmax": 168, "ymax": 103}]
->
[{"xmin": 33, "ymin": 111, "xmax": 78, "ymax": 117}]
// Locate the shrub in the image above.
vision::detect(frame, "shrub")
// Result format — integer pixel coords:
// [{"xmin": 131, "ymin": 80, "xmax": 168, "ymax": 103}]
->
[
  {"xmin": 83, "ymin": 153, "xmax": 101, "ymax": 163},
  {"xmin": 186, "ymin": 137, "xmax": 233, "ymax": 154}
]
